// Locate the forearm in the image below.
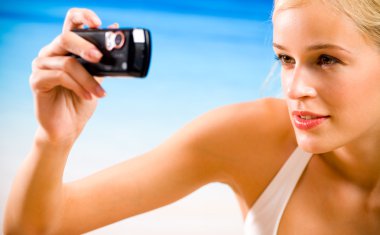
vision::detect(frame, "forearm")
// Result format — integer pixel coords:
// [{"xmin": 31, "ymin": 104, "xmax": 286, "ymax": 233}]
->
[{"xmin": 4, "ymin": 128, "xmax": 73, "ymax": 234}]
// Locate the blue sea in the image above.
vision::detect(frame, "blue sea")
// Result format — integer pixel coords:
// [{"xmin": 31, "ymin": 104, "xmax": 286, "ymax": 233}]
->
[{"xmin": 0, "ymin": 1, "xmax": 280, "ymax": 234}]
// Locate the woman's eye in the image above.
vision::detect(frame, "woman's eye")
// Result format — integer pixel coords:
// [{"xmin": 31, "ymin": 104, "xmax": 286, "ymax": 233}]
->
[
  {"xmin": 317, "ymin": 55, "xmax": 339, "ymax": 66},
  {"xmin": 275, "ymin": 54, "xmax": 295, "ymax": 65}
]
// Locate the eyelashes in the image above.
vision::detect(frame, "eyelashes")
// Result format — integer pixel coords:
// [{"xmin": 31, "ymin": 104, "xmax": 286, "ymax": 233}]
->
[
  {"xmin": 316, "ymin": 54, "xmax": 340, "ymax": 65},
  {"xmin": 274, "ymin": 54, "xmax": 342, "ymax": 67},
  {"xmin": 274, "ymin": 54, "xmax": 295, "ymax": 65}
]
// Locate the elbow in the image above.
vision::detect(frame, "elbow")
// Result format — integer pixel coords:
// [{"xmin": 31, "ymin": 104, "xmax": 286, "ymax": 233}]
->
[
  {"xmin": 4, "ymin": 226, "xmax": 56, "ymax": 235},
  {"xmin": 3, "ymin": 218, "xmax": 57, "ymax": 235},
  {"xmin": 3, "ymin": 212, "xmax": 21, "ymax": 235},
  {"xmin": 3, "ymin": 224, "xmax": 13, "ymax": 235},
  {"xmin": 4, "ymin": 223, "xmax": 39, "ymax": 235},
  {"xmin": 3, "ymin": 223, "xmax": 26, "ymax": 235},
  {"xmin": 3, "ymin": 227, "xmax": 26, "ymax": 235},
  {"xmin": 3, "ymin": 202, "xmax": 65, "ymax": 235}
]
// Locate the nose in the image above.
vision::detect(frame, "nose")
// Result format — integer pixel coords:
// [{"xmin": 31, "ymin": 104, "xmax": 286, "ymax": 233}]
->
[{"xmin": 284, "ymin": 65, "xmax": 317, "ymax": 100}]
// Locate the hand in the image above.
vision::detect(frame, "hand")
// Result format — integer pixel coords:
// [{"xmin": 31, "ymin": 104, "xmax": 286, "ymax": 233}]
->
[{"xmin": 30, "ymin": 8, "xmax": 107, "ymax": 144}]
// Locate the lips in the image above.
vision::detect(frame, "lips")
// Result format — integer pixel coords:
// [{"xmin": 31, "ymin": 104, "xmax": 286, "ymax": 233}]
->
[{"xmin": 292, "ymin": 111, "xmax": 329, "ymax": 130}]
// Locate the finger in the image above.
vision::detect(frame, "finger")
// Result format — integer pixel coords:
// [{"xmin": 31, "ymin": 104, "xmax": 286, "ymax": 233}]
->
[
  {"xmin": 32, "ymin": 56, "xmax": 106, "ymax": 98},
  {"xmin": 38, "ymin": 32, "xmax": 103, "ymax": 63},
  {"xmin": 63, "ymin": 8, "xmax": 102, "ymax": 32},
  {"xmin": 108, "ymin": 23, "xmax": 119, "ymax": 29},
  {"xmin": 30, "ymin": 69, "xmax": 92, "ymax": 100}
]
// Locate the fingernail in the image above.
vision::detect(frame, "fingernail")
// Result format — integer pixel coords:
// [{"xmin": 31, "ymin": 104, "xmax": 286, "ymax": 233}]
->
[
  {"xmin": 95, "ymin": 86, "xmax": 106, "ymax": 97},
  {"xmin": 84, "ymin": 91, "xmax": 93, "ymax": 100},
  {"xmin": 89, "ymin": 49, "xmax": 102, "ymax": 60}
]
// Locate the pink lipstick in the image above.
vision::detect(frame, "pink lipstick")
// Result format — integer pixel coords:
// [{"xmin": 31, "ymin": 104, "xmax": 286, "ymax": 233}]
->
[{"xmin": 292, "ymin": 111, "xmax": 329, "ymax": 130}]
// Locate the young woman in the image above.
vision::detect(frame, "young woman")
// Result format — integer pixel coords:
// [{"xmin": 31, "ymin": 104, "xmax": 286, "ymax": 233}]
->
[{"xmin": 4, "ymin": 0, "xmax": 380, "ymax": 234}]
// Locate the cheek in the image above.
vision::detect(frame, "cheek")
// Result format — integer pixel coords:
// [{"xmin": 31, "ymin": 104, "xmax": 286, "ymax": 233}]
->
[
  {"xmin": 338, "ymin": 69, "xmax": 380, "ymax": 107},
  {"xmin": 354, "ymin": 74, "xmax": 380, "ymax": 122},
  {"xmin": 326, "ymin": 69, "xmax": 380, "ymax": 129}
]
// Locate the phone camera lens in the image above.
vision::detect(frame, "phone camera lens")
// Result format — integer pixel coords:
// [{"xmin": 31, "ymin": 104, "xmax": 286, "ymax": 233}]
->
[
  {"xmin": 115, "ymin": 34, "xmax": 123, "ymax": 46},
  {"xmin": 114, "ymin": 31, "xmax": 125, "ymax": 49}
]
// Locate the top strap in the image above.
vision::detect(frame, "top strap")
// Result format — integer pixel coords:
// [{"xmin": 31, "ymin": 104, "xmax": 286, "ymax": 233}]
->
[{"xmin": 244, "ymin": 147, "xmax": 312, "ymax": 235}]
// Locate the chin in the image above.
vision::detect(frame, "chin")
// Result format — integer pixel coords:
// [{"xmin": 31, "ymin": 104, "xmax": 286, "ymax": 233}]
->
[{"xmin": 295, "ymin": 133, "xmax": 332, "ymax": 154}]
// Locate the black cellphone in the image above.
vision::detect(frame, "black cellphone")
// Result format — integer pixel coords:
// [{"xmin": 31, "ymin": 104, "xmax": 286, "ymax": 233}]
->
[{"xmin": 72, "ymin": 28, "xmax": 151, "ymax": 78}]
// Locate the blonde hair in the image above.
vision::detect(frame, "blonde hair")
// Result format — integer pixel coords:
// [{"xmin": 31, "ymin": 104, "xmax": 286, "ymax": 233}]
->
[{"xmin": 273, "ymin": 0, "xmax": 380, "ymax": 48}]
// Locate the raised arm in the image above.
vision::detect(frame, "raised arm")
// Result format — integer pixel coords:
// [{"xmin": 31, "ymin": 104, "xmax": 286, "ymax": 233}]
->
[{"xmin": 2, "ymin": 8, "xmax": 227, "ymax": 235}]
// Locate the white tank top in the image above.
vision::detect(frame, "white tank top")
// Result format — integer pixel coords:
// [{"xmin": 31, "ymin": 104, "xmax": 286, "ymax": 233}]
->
[{"xmin": 244, "ymin": 147, "xmax": 313, "ymax": 235}]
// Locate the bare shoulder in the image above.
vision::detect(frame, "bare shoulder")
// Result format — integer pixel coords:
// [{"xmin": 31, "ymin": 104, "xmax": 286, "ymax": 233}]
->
[
  {"xmin": 176, "ymin": 98, "xmax": 297, "ymax": 210},
  {"xmin": 181, "ymin": 97, "xmax": 296, "ymax": 158}
]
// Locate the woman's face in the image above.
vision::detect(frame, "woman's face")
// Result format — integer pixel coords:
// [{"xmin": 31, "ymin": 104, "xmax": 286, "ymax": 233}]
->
[{"xmin": 272, "ymin": 1, "xmax": 380, "ymax": 153}]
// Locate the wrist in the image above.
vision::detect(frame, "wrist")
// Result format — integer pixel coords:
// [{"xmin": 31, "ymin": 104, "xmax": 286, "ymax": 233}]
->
[{"xmin": 34, "ymin": 127, "xmax": 76, "ymax": 151}]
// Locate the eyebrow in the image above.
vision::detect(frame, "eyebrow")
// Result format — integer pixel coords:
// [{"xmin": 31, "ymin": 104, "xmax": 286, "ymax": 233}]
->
[{"xmin": 273, "ymin": 43, "xmax": 351, "ymax": 54}]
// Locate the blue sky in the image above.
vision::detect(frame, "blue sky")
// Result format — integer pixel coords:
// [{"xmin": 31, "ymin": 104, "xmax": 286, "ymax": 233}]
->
[{"xmin": 0, "ymin": 1, "xmax": 281, "ymax": 234}]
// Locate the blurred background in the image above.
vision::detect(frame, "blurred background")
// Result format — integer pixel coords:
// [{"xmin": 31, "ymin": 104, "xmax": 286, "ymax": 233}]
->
[{"xmin": 0, "ymin": 0, "xmax": 280, "ymax": 234}]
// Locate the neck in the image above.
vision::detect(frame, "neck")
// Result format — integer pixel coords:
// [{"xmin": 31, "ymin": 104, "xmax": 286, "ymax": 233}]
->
[{"xmin": 319, "ymin": 139, "xmax": 380, "ymax": 190}]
